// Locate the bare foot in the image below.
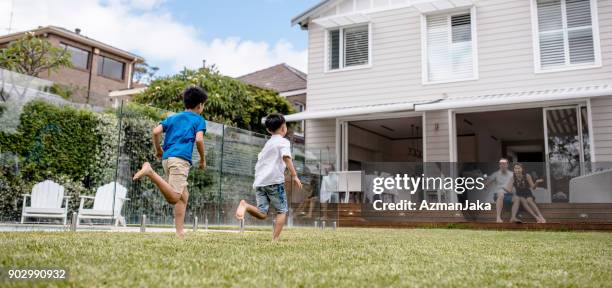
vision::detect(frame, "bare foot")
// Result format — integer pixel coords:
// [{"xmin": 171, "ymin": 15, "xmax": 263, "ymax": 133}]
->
[
  {"xmin": 539, "ymin": 217, "xmax": 547, "ymax": 224},
  {"xmin": 496, "ymin": 218, "xmax": 503, "ymax": 223},
  {"xmin": 176, "ymin": 231, "xmax": 185, "ymax": 239},
  {"xmin": 510, "ymin": 218, "xmax": 523, "ymax": 223},
  {"xmin": 235, "ymin": 200, "xmax": 247, "ymax": 220},
  {"xmin": 133, "ymin": 162, "xmax": 152, "ymax": 181}
]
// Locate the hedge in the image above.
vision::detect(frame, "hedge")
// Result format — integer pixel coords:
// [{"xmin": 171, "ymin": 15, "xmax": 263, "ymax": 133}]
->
[{"xmin": 0, "ymin": 100, "xmax": 229, "ymax": 222}]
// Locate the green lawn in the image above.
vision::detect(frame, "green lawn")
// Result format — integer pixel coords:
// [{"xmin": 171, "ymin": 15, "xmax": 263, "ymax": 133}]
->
[{"xmin": 1, "ymin": 228, "xmax": 611, "ymax": 287}]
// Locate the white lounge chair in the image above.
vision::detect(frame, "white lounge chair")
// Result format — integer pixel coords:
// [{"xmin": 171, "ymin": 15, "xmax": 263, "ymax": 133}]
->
[
  {"xmin": 77, "ymin": 182, "xmax": 129, "ymax": 227},
  {"xmin": 21, "ymin": 180, "xmax": 70, "ymax": 225}
]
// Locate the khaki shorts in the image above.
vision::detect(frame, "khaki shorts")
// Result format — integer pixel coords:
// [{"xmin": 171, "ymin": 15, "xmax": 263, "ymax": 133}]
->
[{"xmin": 162, "ymin": 157, "xmax": 191, "ymax": 194}]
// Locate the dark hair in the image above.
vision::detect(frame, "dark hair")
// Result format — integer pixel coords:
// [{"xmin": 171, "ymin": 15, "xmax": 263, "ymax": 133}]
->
[
  {"xmin": 265, "ymin": 113, "xmax": 286, "ymax": 133},
  {"xmin": 512, "ymin": 163, "xmax": 528, "ymax": 188},
  {"xmin": 512, "ymin": 163, "xmax": 525, "ymax": 176},
  {"xmin": 183, "ymin": 86, "xmax": 208, "ymax": 109}
]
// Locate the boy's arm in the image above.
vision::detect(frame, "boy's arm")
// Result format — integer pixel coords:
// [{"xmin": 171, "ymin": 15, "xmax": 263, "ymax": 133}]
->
[
  {"xmin": 283, "ymin": 156, "xmax": 302, "ymax": 190},
  {"xmin": 196, "ymin": 131, "xmax": 206, "ymax": 169},
  {"xmin": 152, "ymin": 124, "xmax": 164, "ymax": 159}
]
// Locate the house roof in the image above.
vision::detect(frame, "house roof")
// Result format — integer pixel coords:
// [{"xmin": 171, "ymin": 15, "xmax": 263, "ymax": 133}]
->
[
  {"xmin": 237, "ymin": 63, "xmax": 307, "ymax": 94},
  {"xmin": 292, "ymin": 0, "xmax": 334, "ymax": 27},
  {"xmin": 292, "ymin": 0, "xmax": 475, "ymax": 28},
  {"xmin": 0, "ymin": 26, "xmax": 144, "ymax": 62}
]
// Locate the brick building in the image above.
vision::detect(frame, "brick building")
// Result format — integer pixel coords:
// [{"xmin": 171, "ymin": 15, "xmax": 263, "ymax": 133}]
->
[{"xmin": 0, "ymin": 26, "xmax": 144, "ymax": 107}]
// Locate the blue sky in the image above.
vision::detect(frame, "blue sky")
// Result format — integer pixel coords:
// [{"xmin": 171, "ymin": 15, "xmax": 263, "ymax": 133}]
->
[
  {"xmin": 0, "ymin": 0, "xmax": 322, "ymax": 77},
  {"xmin": 167, "ymin": 0, "xmax": 318, "ymax": 49}
]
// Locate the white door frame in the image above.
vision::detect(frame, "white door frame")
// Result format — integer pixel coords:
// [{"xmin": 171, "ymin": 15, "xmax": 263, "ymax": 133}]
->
[
  {"xmin": 448, "ymin": 99, "xmax": 591, "ymax": 164},
  {"xmin": 336, "ymin": 111, "xmax": 425, "ymax": 171},
  {"xmin": 543, "ymin": 104, "xmax": 588, "ymax": 199},
  {"xmin": 446, "ymin": 100, "xmax": 593, "ymax": 204}
]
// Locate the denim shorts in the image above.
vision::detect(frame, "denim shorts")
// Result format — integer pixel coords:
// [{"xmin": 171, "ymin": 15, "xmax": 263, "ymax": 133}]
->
[{"xmin": 256, "ymin": 183, "xmax": 288, "ymax": 214}]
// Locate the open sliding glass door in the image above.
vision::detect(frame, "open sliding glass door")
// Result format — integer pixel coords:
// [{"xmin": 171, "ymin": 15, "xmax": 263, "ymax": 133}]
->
[
  {"xmin": 543, "ymin": 105, "xmax": 590, "ymax": 203},
  {"xmin": 337, "ymin": 121, "xmax": 348, "ymax": 171}
]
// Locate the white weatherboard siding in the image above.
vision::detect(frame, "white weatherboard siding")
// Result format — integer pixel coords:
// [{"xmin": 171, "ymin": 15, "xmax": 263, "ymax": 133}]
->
[
  {"xmin": 307, "ymin": 0, "xmax": 612, "ymax": 109},
  {"xmin": 424, "ymin": 111, "xmax": 450, "ymax": 162},
  {"xmin": 305, "ymin": 0, "xmax": 612, "ymax": 160},
  {"xmin": 305, "ymin": 119, "xmax": 336, "ymax": 154},
  {"xmin": 591, "ymin": 96, "xmax": 612, "ymax": 161}
]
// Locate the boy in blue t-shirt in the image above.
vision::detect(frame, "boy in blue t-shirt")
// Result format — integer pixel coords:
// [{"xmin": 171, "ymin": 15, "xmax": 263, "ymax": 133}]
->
[{"xmin": 133, "ymin": 86, "xmax": 207, "ymax": 238}]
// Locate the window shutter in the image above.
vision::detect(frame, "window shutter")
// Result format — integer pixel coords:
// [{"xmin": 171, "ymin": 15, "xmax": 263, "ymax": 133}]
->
[
  {"xmin": 343, "ymin": 25, "xmax": 369, "ymax": 67},
  {"xmin": 537, "ymin": 0, "xmax": 565, "ymax": 67},
  {"xmin": 566, "ymin": 0, "xmax": 594, "ymax": 64},
  {"xmin": 329, "ymin": 30, "xmax": 340, "ymax": 70},
  {"xmin": 426, "ymin": 12, "xmax": 473, "ymax": 82},
  {"xmin": 451, "ymin": 14, "xmax": 473, "ymax": 79},
  {"xmin": 427, "ymin": 14, "xmax": 450, "ymax": 82},
  {"xmin": 536, "ymin": 0, "xmax": 595, "ymax": 69}
]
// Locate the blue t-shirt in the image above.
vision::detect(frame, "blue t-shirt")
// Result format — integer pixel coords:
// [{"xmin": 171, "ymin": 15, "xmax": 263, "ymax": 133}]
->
[{"xmin": 160, "ymin": 111, "xmax": 206, "ymax": 164}]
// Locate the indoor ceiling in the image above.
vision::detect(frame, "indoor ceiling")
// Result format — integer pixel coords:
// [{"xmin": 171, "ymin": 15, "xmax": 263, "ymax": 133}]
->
[
  {"xmin": 350, "ymin": 117, "xmax": 422, "ymax": 140},
  {"xmin": 456, "ymin": 108, "xmax": 544, "ymax": 141}
]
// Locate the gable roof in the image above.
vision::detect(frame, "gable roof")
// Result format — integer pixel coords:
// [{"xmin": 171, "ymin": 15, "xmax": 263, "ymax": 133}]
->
[
  {"xmin": 0, "ymin": 26, "xmax": 144, "ymax": 62},
  {"xmin": 292, "ymin": 0, "xmax": 335, "ymax": 27},
  {"xmin": 292, "ymin": 0, "xmax": 473, "ymax": 28},
  {"xmin": 237, "ymin": 63, "xmax": 306, "ymax": 93}
]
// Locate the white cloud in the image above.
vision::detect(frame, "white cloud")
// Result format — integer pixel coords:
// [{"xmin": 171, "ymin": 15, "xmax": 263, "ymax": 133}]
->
[{"xmin": 0, "ymin": 0, "xmax": 307, "ymax": 77}]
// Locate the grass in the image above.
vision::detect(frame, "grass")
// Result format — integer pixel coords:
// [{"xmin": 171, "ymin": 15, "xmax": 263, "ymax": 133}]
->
[{"xmin": 1, "ymin": 228, "xmax": 611, "ymax": 287}]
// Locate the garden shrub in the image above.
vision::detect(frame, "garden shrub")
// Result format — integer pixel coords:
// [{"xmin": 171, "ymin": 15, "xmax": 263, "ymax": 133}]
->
[
  {"xmin": 15, "ymin": 101, "xmax": 101, "ymax": 185},
  {"xmin": 133, "ymin": 67, "xmax": 295, "ymax": 135}
]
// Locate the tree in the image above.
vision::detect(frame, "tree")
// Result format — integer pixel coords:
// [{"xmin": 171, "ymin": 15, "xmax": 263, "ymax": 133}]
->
[
  {"xmin": 132, "ymin": 66, "xmax": 295, "ymax": 134},
  {"xmin": 0, "ymin": 32, "xmax": 72, "ymax": 77},
  {"xmin": 133, "ymin": 62, "xmax": 159, "ymax": 84}
]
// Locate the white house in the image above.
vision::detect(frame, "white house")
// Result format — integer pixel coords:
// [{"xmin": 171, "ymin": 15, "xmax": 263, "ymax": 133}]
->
[{"xmin": 288, "ymin": 0, "xmax": 612, "ymax": 204}]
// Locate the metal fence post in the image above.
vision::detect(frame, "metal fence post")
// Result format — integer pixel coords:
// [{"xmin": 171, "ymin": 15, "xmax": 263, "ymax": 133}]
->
[
  {"xmin": 70, "ymin": 212, "xmax": 78, "ymax": 231},
  {"xmin": 239, "ymin": 218, "xmax": 245, "ymax": 233},
  {"xmin": 217, "ymin": 124, "xmax": 225, "ymax": 225},
  {"xmin": 140, "ymin": 214, "xmax": 146, "ymax": 232},
  {"xmin": 205, "ymin": 213, "xmax": 209, "ymax": 230},
  {"xmin": 193, "ymin": 216, "xmax": 198, "ymax": 232}
]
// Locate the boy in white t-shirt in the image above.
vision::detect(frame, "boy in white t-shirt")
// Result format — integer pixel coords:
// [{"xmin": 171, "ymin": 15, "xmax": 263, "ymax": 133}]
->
[{"xmin": 235, "ymin": 113, "xmax": 302, "ymax": 241}]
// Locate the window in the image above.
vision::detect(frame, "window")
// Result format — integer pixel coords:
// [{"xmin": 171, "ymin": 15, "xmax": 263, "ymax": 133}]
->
[
  {"xmin": 60, "ymin": 43, "xmax": 90, "ymax": 70},
  {"xmin": 329, "ymin": 30, "xmax": 341, "ymax": 70},
  {"xmin": 533, "ymin": 0, "xmax": 599, "ymax": 71},
  {"xmin": 423, "ymin": 10, "xmax": 476, "ymax": 83},
  {"xmin": 327, "ymin": 24, "xmax": 370, "ymax": 71},
  {"xmin": 97, "ymin": 56, "xmax": 125, "ymax": 80}
]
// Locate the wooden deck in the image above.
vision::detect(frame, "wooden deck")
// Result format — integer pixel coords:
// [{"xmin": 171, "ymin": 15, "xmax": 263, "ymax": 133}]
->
[{"xmin": 314, "ymin": 203, "xmax": 612, "ymax": 231}]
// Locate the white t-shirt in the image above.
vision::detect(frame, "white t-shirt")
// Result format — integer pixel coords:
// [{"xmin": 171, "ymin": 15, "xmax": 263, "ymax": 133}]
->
[
  {"xmin": 253, "ymin": 135, "xmax": 292, "ymax": 188},
  {"xmin": 487, "ymin": 170, "xmax": 514, "ymax": 201}
]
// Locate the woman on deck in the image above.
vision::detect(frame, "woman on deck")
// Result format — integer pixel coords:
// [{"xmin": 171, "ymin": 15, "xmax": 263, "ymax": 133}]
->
[{"xmin": 503, "ymin": 163, "xmax": 547, "ymax": 223}]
